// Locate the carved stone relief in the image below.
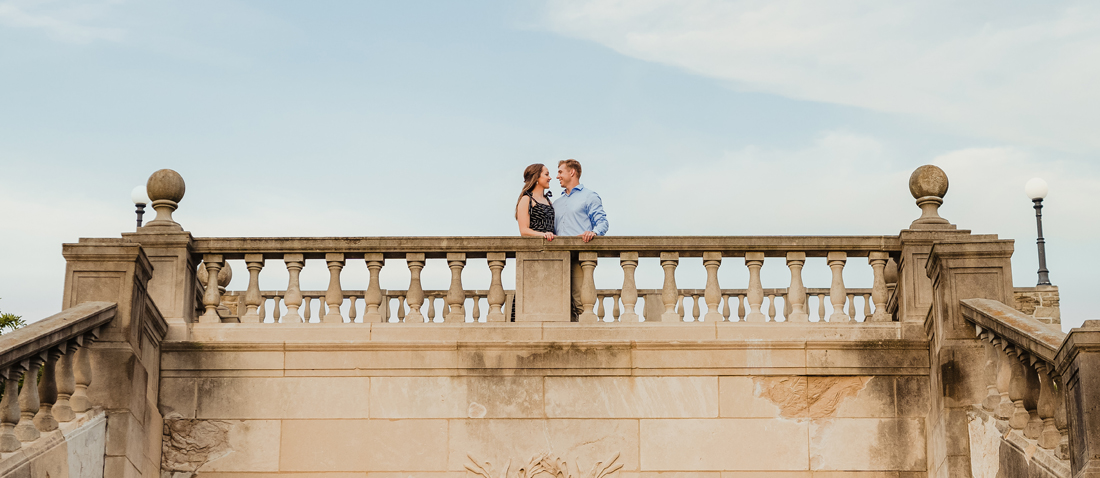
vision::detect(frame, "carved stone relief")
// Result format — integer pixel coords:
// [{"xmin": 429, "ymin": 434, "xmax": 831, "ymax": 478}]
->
[{"xmin": 466, "ymin": 452, "xmax": 622, "ymax": 478}]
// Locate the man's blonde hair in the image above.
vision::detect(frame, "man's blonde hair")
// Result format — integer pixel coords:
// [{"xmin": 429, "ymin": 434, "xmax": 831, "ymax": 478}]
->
[{"xmin": 558, "ymin": 159, "xmax": 582, "ymax": 178}]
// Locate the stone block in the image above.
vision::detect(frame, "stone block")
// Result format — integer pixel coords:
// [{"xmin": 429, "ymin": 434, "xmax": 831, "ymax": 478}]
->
[
  {"xmin": 634, "ymin": 347, "xmax": 806, "ymax": 373},
  {"xmin": 640, "ymin": 419, "xmax": 809, "ymax": 471},
  {"xmin": 192, "ymin": 420, "xmax": 280, "ymax": 472},
  {"xmin": 719, "ymin": 376, "xmax": 794, "ymax": 418},
  {"xmin": 895, "ymin": 376, "xmax": 930, "ymax": 417},
  {"xmin": 159, "ymin": 377, "xmax": 198, "ymax": 418},
  {"xmin": 196, "ymin": 377, "xmax": 371, "ymax": 419},
  {"xmin": 545, "ymin": 376, "xmax": 718, "ymax": 418},
  {"xmin": 161, "ymin": 349, "xmax": 285, "ymax": 371},
  {"xmin": 459, "ymin": 343, "xmax": 631, "ymax": 373},
  {"xmin": 808, "ymin": 418, "xmax": 926, "ymax": 471},
  {"xmin": 514, "ymin": 251, "xmax": 571, "ymax": 322},
  {"xmin": 542, "ymin": 323, "xmax": 718, "ymax": 342},
  {"xmin": 806, "ymin": 347, "xmax": 927, "ymax": 373},
  {"xmin": 825, "ymin": 376, "xmax": 895, "ymax": 418},
  {"xmin": 285, "ymin": 348, "xmax": 457, "ymax": 372},
  {"xmin": 448, "ymin": 419, "xmax": 639, "ymax": 473},
  {"xmin": 718, "ymin": 473, "xmax": 811, "ymax": 478},
  {"xmin": 370, "ymin": 376, "xmax": 542, "ymax": 419},
  {"xmin": 280, "ymin": 419, "xmax": 448, "ymax": 472}
]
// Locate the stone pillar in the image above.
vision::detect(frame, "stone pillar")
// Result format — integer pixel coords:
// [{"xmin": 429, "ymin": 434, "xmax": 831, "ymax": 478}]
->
[
  {"xmin": 1055, "ymin": 322, "xmax": 1100, "ymax": 478},
  {"xmin": 62, "ymin": 240, "xmax": 169, "ymax": 477},
  {"xmin": 122, "ymin": 169, "xmax": 196, "ymax": 341},
  {"xmin": 514, "ymin": 251, "xmax": 571, "ymax": 322},
  {"xmin": 925, "ymin": 238, "xmax": 1015, "ymax": 478}
]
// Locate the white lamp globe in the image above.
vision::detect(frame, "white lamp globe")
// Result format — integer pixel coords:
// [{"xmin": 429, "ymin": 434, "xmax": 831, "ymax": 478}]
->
[
  {"xmin": 1025, "ymin": 178, "xmax": 1048, "ymax": 200},
  {"xmin": 131, "ymin": 185, "xmax": 151, "ymax": 205}
]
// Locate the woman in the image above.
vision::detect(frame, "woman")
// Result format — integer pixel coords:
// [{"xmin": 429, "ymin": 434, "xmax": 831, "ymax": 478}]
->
[{"xmin": 516, "ymin": 163, "xmax": 556, "ymax": 241}]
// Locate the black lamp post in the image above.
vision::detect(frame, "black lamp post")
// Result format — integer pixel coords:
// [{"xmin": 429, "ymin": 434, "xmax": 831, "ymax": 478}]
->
[
  {"xmin": 1025, "ymin": 178, "xmax": 1051, "ymax": 286},
  {"xmin": 131, "ymin": 185, "xmax": 149, "ymax": 230}
]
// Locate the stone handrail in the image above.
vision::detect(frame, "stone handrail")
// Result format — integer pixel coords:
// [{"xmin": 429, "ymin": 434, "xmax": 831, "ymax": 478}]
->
[
  {"xmin": 194, "ymin": 235, "xmax": 900, "ymax": 324},
  {"xmin": 0, "ymin": 301, "xmax": 114, "ymax": 453},
  {"xmin": 961, "ymin": 298, "xmax": 1069, "ymax": 458}
]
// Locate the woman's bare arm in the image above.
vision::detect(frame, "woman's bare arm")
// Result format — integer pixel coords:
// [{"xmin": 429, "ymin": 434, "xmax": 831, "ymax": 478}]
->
[{"xmin": 517, "ymin": 196, "xmax": 554, "ymax": 240}]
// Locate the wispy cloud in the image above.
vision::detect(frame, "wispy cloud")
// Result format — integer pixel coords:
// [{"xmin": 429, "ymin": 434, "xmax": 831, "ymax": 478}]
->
[
  {"xmin": 539, "ymin": 0, "xmax": 1100, "ymax": 152},
  {"xmin": 0, "ymin": 0, "xmax": 124, "ymax": 43}
]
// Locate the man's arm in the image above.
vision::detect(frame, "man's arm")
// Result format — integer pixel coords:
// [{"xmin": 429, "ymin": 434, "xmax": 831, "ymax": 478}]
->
[{"xmin": 588, "ymin": 192, "xmax": 609, "ymax": 236}]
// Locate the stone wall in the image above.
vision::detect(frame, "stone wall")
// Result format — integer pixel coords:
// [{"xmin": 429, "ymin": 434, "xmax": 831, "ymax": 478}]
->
[
  {"xmin": 158, "ymin": 322, "xmax": 930, "ymax": 476},
  {"xmin": 1013, "ymin": 286, "xmax": 1060, "ymax": 325}
]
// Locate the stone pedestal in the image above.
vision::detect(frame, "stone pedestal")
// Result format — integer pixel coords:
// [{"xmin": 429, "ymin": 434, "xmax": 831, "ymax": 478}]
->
[
  {"xmin": 122, "ymin": 231, "xmax": 196, "ymax": 341},
  {"xmin": 62, "ymin": 240, "xmax": 168, "ymax": 477},
  {"xmin": 514, "ymin": 251, "xmax": 571, "ymax": 322},
  {"xmin": 1057, "ymin": 325, "xmax": 1100, "ymax": 478}
]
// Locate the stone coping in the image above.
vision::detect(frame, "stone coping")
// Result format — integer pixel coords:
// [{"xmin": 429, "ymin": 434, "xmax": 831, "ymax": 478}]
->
[
  {"xmin": 0, "ymin": 407, "xmax": 105, "ymax": 475},
  {"xmin": 0, "ymin": 302, "xmax": 115, "ymax": 373},
  {"xmin": 961, "ymin": 298, "xmax": 1065, "ymax": 363},
  {"xmin": 185, "ymin": 235, "xmax": 902, "ymax": 260}
]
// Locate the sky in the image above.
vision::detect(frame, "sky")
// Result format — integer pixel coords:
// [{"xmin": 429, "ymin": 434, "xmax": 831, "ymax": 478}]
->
[{"xmin": 1, "ymin": 0, "xmax": 1097, "ymax": 330}]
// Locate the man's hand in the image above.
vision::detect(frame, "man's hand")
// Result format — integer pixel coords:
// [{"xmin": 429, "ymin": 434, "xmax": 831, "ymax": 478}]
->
[
  {"xmin": 580, "ymin": 231, "xmax": 596, "ymax": 243},
  {"xmin": 543, "ymin": 232, "xmax": 556, "ymax": 241}
]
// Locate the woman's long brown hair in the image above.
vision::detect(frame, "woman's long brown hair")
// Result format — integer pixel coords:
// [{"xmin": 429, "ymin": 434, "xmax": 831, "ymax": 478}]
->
[{"xmin": 515, "ymin": 163, "xmax": 547, "ymax": 220}]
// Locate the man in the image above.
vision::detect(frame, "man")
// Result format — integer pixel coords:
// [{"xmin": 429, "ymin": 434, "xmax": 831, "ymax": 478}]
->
[{"xmin": 553, "ymin": 159, "xmax": 609, "ymax": 321}]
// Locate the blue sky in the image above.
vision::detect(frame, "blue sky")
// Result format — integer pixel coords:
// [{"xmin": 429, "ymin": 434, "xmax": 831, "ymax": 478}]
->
[{"xmin": 1, "ymin": 1, "xmax": 1097, "ymax": 328}]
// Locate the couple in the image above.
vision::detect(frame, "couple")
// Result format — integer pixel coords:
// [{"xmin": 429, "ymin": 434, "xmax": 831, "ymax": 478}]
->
[
  {"xmin": 515, "ymin": 158, "xmax": 608, "ymax": 243},
  {"xmin": 514, "ymin": 158, "xmax": 609, "ymax": 321}
]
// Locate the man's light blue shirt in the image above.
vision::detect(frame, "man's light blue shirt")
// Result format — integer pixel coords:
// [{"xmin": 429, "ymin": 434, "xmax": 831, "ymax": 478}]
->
[{"xmin": 553, "ymin": 184, "xmax": 609, "ymax": 236}]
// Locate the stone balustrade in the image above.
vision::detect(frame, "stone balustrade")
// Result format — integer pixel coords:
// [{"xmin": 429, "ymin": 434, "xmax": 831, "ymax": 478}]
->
[
  {"xmin": 193, "ymin": 236, "xmax": 899, "ymax": 324},
  {"xmin": 0, "ymin": 302, "xmax": 113, "ymax": 455},
  {"xmin": 961, "ymin": 298, "xmax": 1070, "ymax": 460}
]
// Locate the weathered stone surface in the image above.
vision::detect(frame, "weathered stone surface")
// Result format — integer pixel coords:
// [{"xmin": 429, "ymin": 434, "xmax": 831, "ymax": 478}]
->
[
  {"xmin": 195, "ymin": 377, "xmax": 371, "ymax": 419},
  {"xmin": 161, "ymin": 418, "xmax": 279, "ymax": 473},
  {"xmin": 750, "ymin": 376, "xmax": 875, "ymax": 419},
  {"xmin": 809, "ymin": 418, "xmax": 926, "ymax": 471},
  {"xmin": 448, "ymin": 419, "xmax": 639, "ymax": 473},
  {"xmin": 281, "ymin": 419, "xmax": 448, "ymax": 472},
  {"xmin": 545, "ymin": 376, "xmax": 718, "ymax": 418},
  {"xmin": 640, "ymin": 418, "xmax": 809, "ymax": 471}
]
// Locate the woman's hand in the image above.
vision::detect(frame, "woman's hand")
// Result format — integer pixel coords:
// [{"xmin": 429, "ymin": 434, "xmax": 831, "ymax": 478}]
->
[{"xmin": 543, "ymin": 232, "xmax": 555, "ymax": 241}]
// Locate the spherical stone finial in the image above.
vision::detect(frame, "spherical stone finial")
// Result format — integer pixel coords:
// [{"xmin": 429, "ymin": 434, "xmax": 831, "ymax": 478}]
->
[
  {"xmin": 909, "ymin": 165, "xmax": 949, "ymax": 200},
  {"xmin": 140, "ymin": 169, "xmax": 186, "ymax": 231},
  {"xmin": 198, "ymin": 262, "xmax": 233, "ymax": 288},
  {"xmin": 147, "ymin": 169, "xmax": 186, "ymax": 203}
]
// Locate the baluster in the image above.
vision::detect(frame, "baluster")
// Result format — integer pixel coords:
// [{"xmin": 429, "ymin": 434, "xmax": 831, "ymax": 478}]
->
[
  {"xmin": 348, "ymin": 296, "xmax": 358, "ymax": 323},
  {"xmin": 272, "ymin": 296, "xmax": 282, "ymax": 322},
  {"xmin": 620, "ymin": 253, "xmax": 640, "ymax": 322},
  {"xmin": 397, "ymin": 296, "xmax": 406, "ymax": 323},
  {"xmin": 364, "ymin": 253, "xmax": 384, "ymax": 322},
  {"xmin": 199, "ymin": 255, "xmax": 224, "ymax": 323},
  {"xmin": 592, "ymin": 295, "xmax": 602, "ymax": 322},
  {"xmin": 737, "ymin": 294, "xmax": 746, "ymax": 321},
  {"xmin": 869, "ymin": 252, "xmax": 889, "ymax": 321},
  {"xmin": 324, "ymin": 253, "xmax": 345, "ymax": 323},
  {"xmin": 1035, "ymin": 364, "xmax": 1060, "ymax": 450},
  {"xmin": 401, "ymin": 253, "xmax": 425, "ymax": 324},
  {"xmin": 472, "ymin": 294, "xmax": 482, "ymax": 322},
  {"xmin": 34, "ymin": 349, "xmax": 61, "ymax": 432},
  {"xmin": 445, "ymin": 254, "xmax": 467, "ymax": 322},
  {"xmin": 660, "ymin": 252, "xmax": 680, "ymax": 322},
  {"xmin": 486, "ymin": 253, "xmax": 506, "ymax": 322},
  {"xmin": 1022, "ymin": 356, "xmax": 1043, "ymax": 439},
  {"xmin": 258, "ymin": 296, "xmax": 267, "ymax": 322},
  {"xmin": 783, "ymin": 293, "xmax": 791, "ymax": 320},
  {"xmin": 785, "ymin": 252, "xmax": 808, "ymax": 322},
  {"xmin": 846, "ymin": 293, "xmax": 856, "ymax": 322},
  {"xmin": 243, "ymin": 254, "xmax": 264, "ymax": 322},
  {"xmin": 827, "ymin": 252, "xmax": 849, "ymax": 323},
  {"xmin": 381, "ymin": 294, "xmax": 391, "ymax": 322},
  {"xmin": 612, "ymin": 294, "xmax": 621, "ymax": 322},
  {"xmin": 16, "ymin": 357, "xmax": 43, "ymax": 441},
  {"xmin": 862, "ymin": 293, "xmax": 872, "ymax": 321},
  {"xmin": 71, "ymin": 345, "xmax": 92, "ymax": 413},
  {"xmin": 0, "ymin": 366, "xmax": 23, "ymax": 452},
  {"xmin": 745, "ymin": 253, "xmax": 766, "ymax": 322},
  {"xmin": 1053, "ymin": 375, "xmax": 1069, "ymax": 459},
  {"xmin": 282, "ymin": 254, "xmax": 304, "ymax": 324},
  {"xmin": 692, "ymin": 294, "xmax": 701, "ymax": 321},
  {"xmin": 722, "ymin": 295, "xmax": 731, "ymax": 322},
  {"xmin": 678, "ymin": 294, "xmax": 686, "ymax": 321},
  {"xmin": 978, "ymin": 332, "xmax": 1001, "ymax": 412},
  {"xmin": 578, "ymin": 252, "xmax": 598, "ymax": 322},
  {"xmin": 767, "ymin": 294, "xmax": 777, "ymax": 322},
  {"xmin": 53, "ymin": 342, "xmax": 78, "ymax": 422},
  {"xmin": 994, "ymin": 339, "xmax": 1014, "ymax": 419},
  {"xmin": 303, "ymin": 296, "xmax": 312, "ymax": 322},
  {"xmin": 702, "ymin": 252, "xmax": 723, "ymax": 322},
  {"xmin": 1006, "ymin": 347, "xmax": 1030, "ymax": 430},
  {"xmin": 427, "ymin": 295, "xmax": 437, "ymax": 323},
  {"xmin": 817, "ymin": 294, "xmax": 826, "ymax": 322}
]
